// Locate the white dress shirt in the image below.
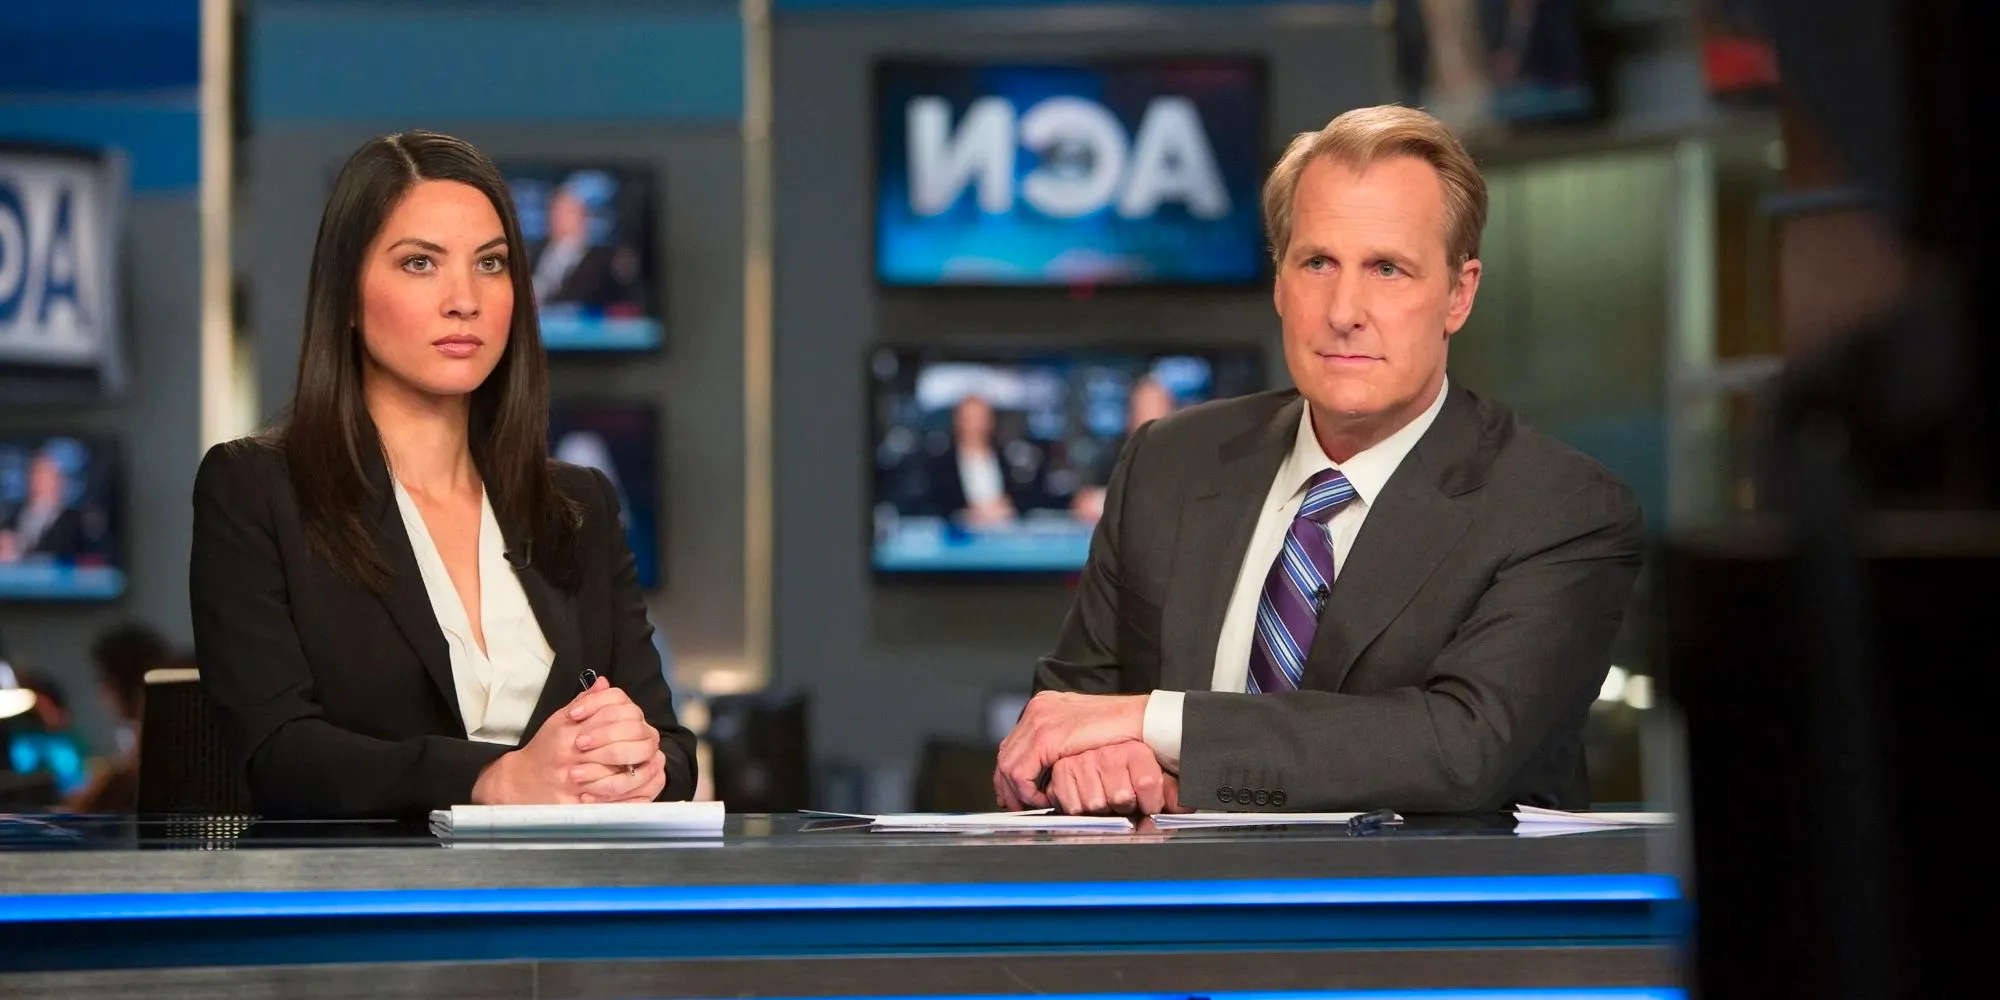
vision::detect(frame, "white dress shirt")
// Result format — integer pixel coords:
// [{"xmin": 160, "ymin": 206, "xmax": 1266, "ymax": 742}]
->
[
  {"xmin": 1142, "ymin": 378, "xmax": 1451, "ymax": 770},
  {"xmin": 391, "ymin": 480, "xmax": 555, "ymax": 745},
  {"xmin": 956, "ymin": 447, "xmax": 1006, "ymax": 506}
]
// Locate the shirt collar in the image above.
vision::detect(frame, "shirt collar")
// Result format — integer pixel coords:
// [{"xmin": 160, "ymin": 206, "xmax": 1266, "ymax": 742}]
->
[{"xmin": 1280, "ymin": 376, "xmax": 1450, "ymax": 508}]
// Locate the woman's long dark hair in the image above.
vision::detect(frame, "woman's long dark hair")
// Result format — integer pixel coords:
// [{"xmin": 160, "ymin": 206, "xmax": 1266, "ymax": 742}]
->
[{"xmin": 283, "ymin": 130, "xmax": 580, "ymax": 592}]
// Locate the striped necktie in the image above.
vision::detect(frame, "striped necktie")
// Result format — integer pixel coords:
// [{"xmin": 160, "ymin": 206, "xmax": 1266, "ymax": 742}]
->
[{"xmin": 1248, "ymin": 468, "xmax": 1357, "ymax": 694}]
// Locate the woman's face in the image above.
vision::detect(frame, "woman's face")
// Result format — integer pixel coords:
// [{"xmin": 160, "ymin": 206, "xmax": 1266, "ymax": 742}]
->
[{"xmin": 357, "ymin": 179, "xmax": 514, "ymax": 400}]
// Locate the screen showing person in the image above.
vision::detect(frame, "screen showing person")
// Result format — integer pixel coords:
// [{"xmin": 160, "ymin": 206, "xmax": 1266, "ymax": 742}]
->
[
  {"xmin": 875, "ymin": 58, "xmax": 1268, "ymax": 287},
  {"xmin": 0, "ymin": 435, "xmax": 124, "ymax": 599},
  {"xmin": 870, "ymin": 348, "xmax": 1264, "ymax": 574},
  {"xmin": 550, "ymin": 402, "xmax": 662, "ymax": 590},
  {"xmin": 503, "ymin": 165, "xmax": 660, "ymax": 351},
  {"xmin": 1391, "ymin": 0, "xmax": 1594, "ymax": 127}
]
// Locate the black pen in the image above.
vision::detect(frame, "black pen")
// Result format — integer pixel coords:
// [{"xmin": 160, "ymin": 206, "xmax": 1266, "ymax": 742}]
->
[{"xmin": 1347, "ymin": 808, "xmax": 1404, "ymax": 834}]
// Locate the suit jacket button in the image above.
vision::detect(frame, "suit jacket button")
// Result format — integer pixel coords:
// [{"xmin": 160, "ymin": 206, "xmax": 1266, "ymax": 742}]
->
[
  {"xmin": 1271, "ymin": 791, "xmax": 1288, "ymax": 807},
  {"xmin": 1253, "ymin": 790, "xmax": 1270, "ymax": 806},
  {"xmin": 1236, "ymin": 787, "xmax": 1254, "ymax": 805},
  {"xmin": 1217, "ymin": 787, "xmax": 1235, "ymax": 804}
]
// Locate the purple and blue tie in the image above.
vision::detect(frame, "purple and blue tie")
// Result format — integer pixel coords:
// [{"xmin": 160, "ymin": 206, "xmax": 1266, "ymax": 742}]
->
[{"xmin": 1247, "ymin": 468, "xmax": 1357, "ymax": 694}]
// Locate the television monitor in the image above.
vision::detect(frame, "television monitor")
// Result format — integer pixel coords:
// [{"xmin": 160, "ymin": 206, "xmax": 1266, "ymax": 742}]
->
[
  {"xmin": 874, "ymin": 58, "xmax": 1268, "ymax": 288},
  {"xmin": 1391, "ymin": 0, "xmax": 1596, "ymax": 126},
  {"xmin": 870, "ymin": 346, "xmax": 1265, "ymax": 575},
  {"xmin": 502, "ymin": 164, "xmax": 661, "ymax": 351},
  {"xmin": 0, "ymin": 434, "xmax": 123, "ymax": 600},
  {"xmin": 0, "ymin": 143, "xmax": 128, "ymax": 403},
  {"xmin": 549, "ymin": 401, "xmax": 662, "ymax": 590}
]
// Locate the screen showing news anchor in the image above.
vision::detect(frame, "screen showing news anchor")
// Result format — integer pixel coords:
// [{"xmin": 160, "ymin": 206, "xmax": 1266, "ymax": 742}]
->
[
  {"xmin": 0, "ymin": 435, "xmax": 123, "ymax": 600},
  {"xmin": 503, "ymin": 165, "xmax": 660, "ymax": 352},
  {"xmin": 549, "ymin": 401, "xmax": 662, "ymax": 590},
  {"xmin": 1391, "ymin": 0, "xmax": 1595, "ymax": 126},
  {"xmin": 871, "ymin": 347, "xmax": 1264, "ymax": 574},
  {"xmin": 875, "ymin": 58, "xmax": 1267, "ymax": 287}
]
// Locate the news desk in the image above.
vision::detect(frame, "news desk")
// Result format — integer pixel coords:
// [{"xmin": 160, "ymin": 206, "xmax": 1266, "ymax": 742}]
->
[{"xmin": 0, "ymin": 814, "xmax": 1685, "ymax": 1000}]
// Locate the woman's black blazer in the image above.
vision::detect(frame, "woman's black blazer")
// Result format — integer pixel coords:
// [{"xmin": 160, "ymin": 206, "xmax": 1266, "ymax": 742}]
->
[{"xmin": 188, "ymin": 437, "xmax": 697, "ymax": 818}]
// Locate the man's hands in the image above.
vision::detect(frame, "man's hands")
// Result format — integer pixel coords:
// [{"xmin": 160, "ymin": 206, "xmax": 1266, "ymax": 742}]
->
[
  {"xmin": 993, "ymin": 691, "xmax": 1148, "ymax": 811},
  {"xmin": 471, "ymin": 676, "xmax": 666, "ymax": 804},
  {"xmin": 1045, "ymin": 741, "xmax": 1187, "ymax": 816}
]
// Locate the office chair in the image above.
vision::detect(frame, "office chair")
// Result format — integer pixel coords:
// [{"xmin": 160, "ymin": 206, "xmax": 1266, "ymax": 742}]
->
[
  {"xmin": 137, "ymin": 668, "xmax": 255, "ymax": 816},
  {"xmin": 704, "ymin": 691, "xmax": 809, "ymax": 813},
  {"xmin": 914, "ymin": 737, "xmax": 1000, "ymax": 813}
]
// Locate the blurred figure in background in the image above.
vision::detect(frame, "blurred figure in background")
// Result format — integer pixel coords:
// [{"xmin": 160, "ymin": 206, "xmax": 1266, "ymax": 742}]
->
[
  {"xmin": 530, "ymin": 173, "xmax": 643, "ymax": 309},
  {"xmin": 5, "ymin": 670, "xmax": 89, "ymax": 804},
  {"xmin": 1073, "ymin": 375, "xmax": 1180, "ymax": 524},
  {"xmin": 0, "ymin": 447, "xmax": 85, "ymax": 563},
  {"xmin": 929, "ymin": 394, "xmax": 1048, "ymax": 528},
  {"xmin": 61, "ymin": 623, "xmax": 170, "ymax": 813}
]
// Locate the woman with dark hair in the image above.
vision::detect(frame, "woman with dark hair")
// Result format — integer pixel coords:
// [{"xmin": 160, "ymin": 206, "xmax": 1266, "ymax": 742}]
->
[{"xmin": 190, "ymin": 131, "xmax": 695, "ymax": 818}]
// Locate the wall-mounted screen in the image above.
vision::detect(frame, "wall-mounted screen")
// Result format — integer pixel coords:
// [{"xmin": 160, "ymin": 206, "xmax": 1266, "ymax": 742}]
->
[
  {"xmin": 550, "ymin": 401, "xmax": 662, "ymax": 590},
  {"xmin": 0, "ymin": 435, "xmax": 124, "ymax": 600},
  {"xmin": 0, "ymin": 144, "xmax": 127, "ymax": 402},
  {"xmin": 871, "ymin": 346, "xmax": 1265, "ymax": 575},
  {"xmin": 503, "ymin": 164, "xmax": 661, "ymax": 351},
  {"xmin": 1391, "ymin": 0, "xmax": 1596, "ymax": 125},
  {"xmin": 875, "ymin": 58, "xmax": 1268, "ymax": 288}
]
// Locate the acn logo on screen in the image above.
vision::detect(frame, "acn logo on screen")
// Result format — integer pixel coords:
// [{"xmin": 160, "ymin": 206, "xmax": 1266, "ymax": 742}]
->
[
  {"xmin": 908, "ymin": 95, "xmax": 1230, "ymax": 221},
  {"xmin": 875, "ymin": 59, "xmax": 1267, "ymax": 288}
]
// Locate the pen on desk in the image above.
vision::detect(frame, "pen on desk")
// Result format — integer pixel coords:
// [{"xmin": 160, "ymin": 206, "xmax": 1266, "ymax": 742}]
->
[{"xmin": 1347, "ymin": 808, "xmax": 1403, "ymax": 834}]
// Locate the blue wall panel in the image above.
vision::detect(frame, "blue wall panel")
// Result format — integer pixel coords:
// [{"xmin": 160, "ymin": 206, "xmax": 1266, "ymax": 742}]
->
[{"xmin": 251, "ymin": 2, "xmax": 744, "ymax": 125}]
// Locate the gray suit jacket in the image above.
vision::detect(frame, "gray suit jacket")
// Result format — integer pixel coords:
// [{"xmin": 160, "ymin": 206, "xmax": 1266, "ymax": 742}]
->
[{"xmin": 1034, "ymin": 386, "xmax": 1644, "ymax": 813}]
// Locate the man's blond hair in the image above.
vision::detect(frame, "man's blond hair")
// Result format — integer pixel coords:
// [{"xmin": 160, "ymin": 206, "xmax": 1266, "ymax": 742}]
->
[{"xmin": 1262, "ymin": 105, "xmax": 1488, "ymax": 280}]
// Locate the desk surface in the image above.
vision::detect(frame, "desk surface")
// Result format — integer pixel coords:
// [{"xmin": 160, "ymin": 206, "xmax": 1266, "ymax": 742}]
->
[
  {"xmin": 0, "ymin": 813, "xmax": 1673, "ymax": 897},
  {"xmin": 0, "ymin": 815, "xmax": 1684, "ymax": 994}
]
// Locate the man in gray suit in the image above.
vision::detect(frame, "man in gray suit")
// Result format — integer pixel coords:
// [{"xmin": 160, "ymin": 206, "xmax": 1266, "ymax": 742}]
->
[{"xmin": 995, "ymin": 105, "xmax": 1644, "ymax": 815}]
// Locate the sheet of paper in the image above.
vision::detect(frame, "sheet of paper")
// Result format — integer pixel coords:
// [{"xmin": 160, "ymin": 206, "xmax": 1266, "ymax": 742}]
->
[
  {"xmin": 429, "ymin": 801, "xmax": 725, "ymax": 836},
  {"xmin": 819, "ymin": 808, "xmax": 1133, "ymax": 832},
  {"xmin": 876, "ymin": 810, "xmax": 1134, "ymax": 832},
  {"xmin": 1151, "ymin": 811, "xmax": 1380, "ymax": 828},
  {"xmin": 1512, "ymin": 804, "xmax": 1674, "ymax": 828}
]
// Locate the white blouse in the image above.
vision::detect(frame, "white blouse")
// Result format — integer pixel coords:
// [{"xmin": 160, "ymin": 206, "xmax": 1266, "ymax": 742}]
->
[{"xmin": 391, "ymin": 479, "xmax": 555, "ymax": 745}]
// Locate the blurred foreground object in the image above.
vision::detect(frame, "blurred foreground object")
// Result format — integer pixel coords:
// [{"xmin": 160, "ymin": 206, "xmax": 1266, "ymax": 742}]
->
[{"xmin": 1666, "ymin": 1, "xmax": 1990, "ymax": 997}]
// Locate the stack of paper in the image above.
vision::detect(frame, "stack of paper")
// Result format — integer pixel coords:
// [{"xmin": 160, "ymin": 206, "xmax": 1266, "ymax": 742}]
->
[
  {"xmin": 428, "ymin": 801, "xmax": 725, "ymax": 838},
  {"xmin": 1152, "ymin": 811, "xmax": 1385, "ymax": 829},
  {"xmin": 1511, "ymin": 804, "xmax": 1674, "ymax": 837},
  {"xmin": 805, "ymin": 808, "xmax": 1133, "ymax": 833}
]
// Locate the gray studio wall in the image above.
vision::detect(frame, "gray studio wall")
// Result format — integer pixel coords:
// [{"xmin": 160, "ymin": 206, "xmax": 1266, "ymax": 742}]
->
[
  {"xmin": 770, "ymin": 6, "xmax": 1395, "ymax": 804},
  {"xmin": 242, "ymin": 1, "xmax": 749, "ymax": 682},
  {"xmin": 0, "ymin": 198, "xmax": 203, "ymax": 749},
  {"xmin": 0, "ymin": 60, "xmax": 203, "ymax": 751}
]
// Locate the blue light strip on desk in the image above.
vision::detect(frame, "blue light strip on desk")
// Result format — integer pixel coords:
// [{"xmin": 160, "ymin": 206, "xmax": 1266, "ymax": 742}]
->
[
  {"xmin": 738, "ymin": 993, "xmax": 1683, "ymax": 1000},
  {"xmin": 0, "ymin": 874, "xmax": 1677, "ymax": 923}
]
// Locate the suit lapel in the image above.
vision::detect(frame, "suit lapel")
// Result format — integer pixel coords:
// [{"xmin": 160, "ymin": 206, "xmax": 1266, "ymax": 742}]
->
[
  {"xmin": 368, "ymin": 454, "xmax": 582, "ymax": 744},
  {"xmin": 366, "ymin": 457, "xmax": 464, "ymax": 727},
  {"xmin": 1302, "ymin": 388, "xmax": 1491, "ymax": 691},
  {"xmin": 1159, "ymin": 395, "xmax": 1301, "ymax": 692}
]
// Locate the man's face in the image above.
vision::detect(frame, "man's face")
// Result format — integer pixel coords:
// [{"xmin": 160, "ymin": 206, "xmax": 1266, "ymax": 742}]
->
[
  {"xmin": 1127, "ymin": 379, "xmax": 1175, "ymax": 429},
  {"xmin": 1274, "ymin": 155, "xmax": 1480, "ymax": 447},
  {"xmin": 26, "ymin": 456, "xmax": 65, "ymax": 506},
  {"xmin": 954, "ymin": 396, "xmax": 995, "ymax": 443},
  {"xmin": 547, "ymin": 191, "xmax": 589, "ymax": 243}
]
